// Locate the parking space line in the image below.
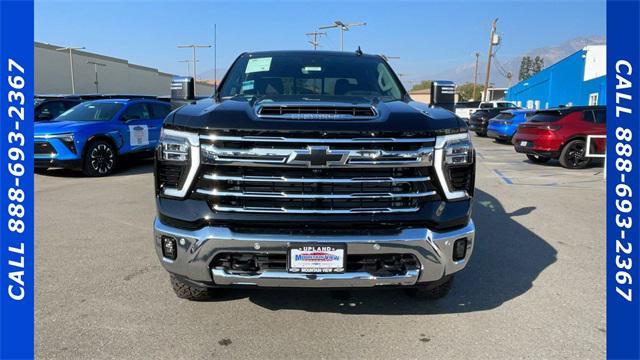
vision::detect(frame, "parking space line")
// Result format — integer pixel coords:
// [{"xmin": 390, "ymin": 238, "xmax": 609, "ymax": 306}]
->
[{"xmin": 492, "ymin": 169, "xmax": 513, "ymax": 185}]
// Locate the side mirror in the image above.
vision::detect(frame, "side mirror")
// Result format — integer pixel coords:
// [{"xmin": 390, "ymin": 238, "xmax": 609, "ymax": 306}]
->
[
  {"xmin": 171, "ymin": 76, "xmax": 195, "ymax": 110},
  {"xmin": 430, "ymin": 80, "xmax": 456, "ymax": 112}
]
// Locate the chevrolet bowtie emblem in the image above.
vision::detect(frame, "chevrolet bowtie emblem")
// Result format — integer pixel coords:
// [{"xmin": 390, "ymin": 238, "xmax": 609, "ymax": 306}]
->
[{"xmin": 287, "ymin": 146, "xmax": 349, "ymax": 167}]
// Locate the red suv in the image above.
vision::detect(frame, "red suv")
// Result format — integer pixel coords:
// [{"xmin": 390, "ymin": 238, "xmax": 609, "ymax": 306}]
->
[{"xmin": 512, "ymin": 106, "xmax": 606, "ymax": 169}]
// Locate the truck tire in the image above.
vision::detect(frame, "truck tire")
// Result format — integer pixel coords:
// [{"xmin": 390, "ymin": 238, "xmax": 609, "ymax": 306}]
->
[
  {"xmin": 526, "ymin": 154, "xmax": 551, "ymax": 164},
  {"xmin": 82, "ymin": 140, "xmax": 117, "ymax": 177},
  {"xmin": 559, "ymin": 139, "xmax": 592, "ymax": 169},
  {"xmin": 170, "ymin": 275, "xmax": 212, "ymax": 301},
  {"xmin": 405, "ymin": 275, "xmax": 453, "ymax": 300}
]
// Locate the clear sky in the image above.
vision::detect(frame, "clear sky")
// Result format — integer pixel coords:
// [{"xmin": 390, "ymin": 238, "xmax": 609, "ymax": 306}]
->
[{"xmin": 35, "ymin": 0, "xmax": 606, "ymax": 81}]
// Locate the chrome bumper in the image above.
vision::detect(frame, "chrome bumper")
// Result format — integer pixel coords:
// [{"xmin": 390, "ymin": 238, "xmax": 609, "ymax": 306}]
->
[{"xmin": 154, "ymin": 218, "xmax": 475, "ymax": 288}]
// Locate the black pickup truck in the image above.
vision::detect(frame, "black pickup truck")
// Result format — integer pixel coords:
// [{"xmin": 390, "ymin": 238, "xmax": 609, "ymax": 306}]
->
[{"xmin": 153, "ymin": 50, "xmax": 476, "ymax": 300}]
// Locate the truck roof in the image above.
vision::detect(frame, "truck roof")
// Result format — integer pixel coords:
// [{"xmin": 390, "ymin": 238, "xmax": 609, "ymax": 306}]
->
[{"xmin": 241, "ymin": 50, "xmax": 381, "ymax": 59}]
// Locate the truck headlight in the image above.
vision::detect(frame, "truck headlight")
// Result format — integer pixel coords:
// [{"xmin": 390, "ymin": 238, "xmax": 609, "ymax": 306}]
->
[
  {"xmin": 160, "ymin": 131, "xmax": 190, "ymax": 161},
  {"xmin": 156, "ymin": 129, "xmax": 200, "ymax": 198},
  {"xmin": 434, "ymin": 133, "xmax": 475, "ymax": 200},
  {"xmin": 444, "ymin": 136, "xmax": 473, "ymax": 165}
]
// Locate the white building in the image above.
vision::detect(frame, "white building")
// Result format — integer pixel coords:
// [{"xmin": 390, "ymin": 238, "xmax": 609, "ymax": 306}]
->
[{"xmin": 35, "ymin": 42, "xmax": 213, "ymax": 96}]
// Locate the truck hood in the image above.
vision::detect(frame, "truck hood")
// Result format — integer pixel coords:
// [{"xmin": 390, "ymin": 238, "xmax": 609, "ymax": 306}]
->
[
  {"xmin": 35, "ymin": 120, "xmax": 104, "ymax": 135},
  {"xmin": 167, "ymin": 96, "xmax": 466, "ymax": 136}
]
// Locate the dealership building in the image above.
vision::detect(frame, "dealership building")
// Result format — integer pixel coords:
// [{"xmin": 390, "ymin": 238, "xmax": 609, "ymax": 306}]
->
[
  {"xmin": 35, "ymin": 42, "xmax": 214, "ymax": 96},
  {"xmin": 506, "ymin": 45, "xmax": 606, "ymax": 109}
]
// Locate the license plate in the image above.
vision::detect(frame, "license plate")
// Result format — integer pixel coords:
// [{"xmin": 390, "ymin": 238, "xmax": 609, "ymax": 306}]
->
[
  {"xmin": 520, "ymin": 141, "xmax": 528, "ymax": 147},
  {"xmin": 288, "ymin": 244, "xmax": 346, "ymax": 273}
]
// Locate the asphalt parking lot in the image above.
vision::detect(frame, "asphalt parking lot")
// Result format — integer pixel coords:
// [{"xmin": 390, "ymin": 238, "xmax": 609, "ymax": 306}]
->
[{"xmin": 35, "ymin": 134, "xmax": 606, "ymax": 359}]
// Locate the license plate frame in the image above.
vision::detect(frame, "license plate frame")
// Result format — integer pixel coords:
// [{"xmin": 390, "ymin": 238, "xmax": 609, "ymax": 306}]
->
[{"xmin": 287, "ymin": 244, "xmax": 346, "ymax": 274}]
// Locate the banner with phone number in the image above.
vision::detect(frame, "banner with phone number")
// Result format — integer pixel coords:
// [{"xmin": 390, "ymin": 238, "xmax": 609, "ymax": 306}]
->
[
  {"xmin": 0, "ymin": 0, "xmax": 35, "ymax": 359},
  {"xmin": 607, "ymin": 1, "xmax": 640, "ymax": 359}
]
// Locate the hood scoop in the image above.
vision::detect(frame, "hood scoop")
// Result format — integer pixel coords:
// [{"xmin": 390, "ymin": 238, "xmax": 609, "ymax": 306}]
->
[{"xmin": 257, "ymin": 104, "xmax": 377, "ymax": 120}]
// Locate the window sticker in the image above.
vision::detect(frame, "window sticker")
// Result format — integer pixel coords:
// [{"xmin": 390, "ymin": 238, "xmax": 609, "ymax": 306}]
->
[
  {"xmin": 129, "ymin": 125, "xmax": 149, "ymax": 146},
  {"xmin": 245, "ymin": 57, "xmax": 272, "ymax": 73},
  {"xmin": 241, "ymin": 80, "xmax": 255, "ymax": 92}
]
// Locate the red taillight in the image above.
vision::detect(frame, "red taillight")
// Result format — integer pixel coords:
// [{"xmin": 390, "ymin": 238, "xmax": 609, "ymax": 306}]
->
[
  {"xmin": 543, "ymin": 125, "xmax": 562, "ymax": 131},
  {"xmin": 519, "ymin": 123, "xmax": 561, "ymax": 132}
]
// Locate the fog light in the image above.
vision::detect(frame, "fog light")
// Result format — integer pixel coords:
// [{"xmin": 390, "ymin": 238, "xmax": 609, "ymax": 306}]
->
[
  {"xmin": 453, "ymin": 238, "xmax": 467, "ymax": 261},
  {"xmin": 162, "ymin": 236, "xmax": 177, "ymax": 260}
]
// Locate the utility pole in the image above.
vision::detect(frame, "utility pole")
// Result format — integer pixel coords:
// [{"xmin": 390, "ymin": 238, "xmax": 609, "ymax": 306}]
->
[
  {"xmin": 320, "ymin": 21, "xmax": 366, "ymax": 51},
  {"xmin": 56, "ymin": 46, "xmax": 85, "ymax": 94},
  {"xmin": 214, "ymin": 24, "xmax": 217, "ymax": 98},
  {"xmin": 472, "ymin": 52, "xmax": 480, "ymax": 100},
  {"xmin": 86, "ymin": 61, "xmax": 106, "ymax": 93},
  {"xmin": 482, "ymin": 18, "xmax": 498, "ymax": 102},
  {"xmin": 305, "ymin": 31, "xmax": 326, "ymax": 50},
  {"xmin": 177, "ymin": 44, "xmax": 212, "ymax": 97}
]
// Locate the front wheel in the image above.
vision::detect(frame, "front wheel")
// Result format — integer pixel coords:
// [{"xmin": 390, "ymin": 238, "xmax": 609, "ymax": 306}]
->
[
  {"xmin": 559, "ymin": 139, "xmax": 592, "ymax": 169},
  {"xmin": 83, "ymin": 140, "xmax": 117, "ymax": 176},
  {"xmin": 170, "ymin": 275, "xmax": 213, "ymax": 301},
  {"xmin": 526, "ymin": 154, "xmax": 551, "ymax": 164},
  {"xmin": 475, "ymin": 131, "xmax": 487, "ymax": 137}
]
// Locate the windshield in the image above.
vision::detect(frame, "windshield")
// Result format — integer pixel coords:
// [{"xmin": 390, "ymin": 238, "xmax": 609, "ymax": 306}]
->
[
  {"xmin": 55, "ymin": 101, "xmax": 123, "ymax": 121},
  {"xmin": 219, "ymin": 54, "xmax": 404, "ymax": 101}
]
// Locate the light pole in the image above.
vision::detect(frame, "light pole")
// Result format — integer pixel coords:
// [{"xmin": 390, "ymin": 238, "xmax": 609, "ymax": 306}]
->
[
  {"xmin": 320, "ymin": 21, "xmax": 366, "ymax": 51},
  {"xmin": 56, "ymin": 46, "xmax": 85, "ymax": 94},
  {"xmin": 86, "ymin": 61, "xmax": 106, "ymax": 93},
  {"xmin": 177, "ymin": 44, "xmax": 212, "ymax": 96},
  {"xmin": 178, "ymin": 59, "xmax": 199, "ymax": 77}
]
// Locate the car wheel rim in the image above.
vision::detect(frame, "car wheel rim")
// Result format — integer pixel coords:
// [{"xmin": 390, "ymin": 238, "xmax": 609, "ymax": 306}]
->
[
  {"xmin": 90, "ymin": 144, "xmax": 114, "ymax": 174},
  {"xmin": 566, "ymin": 142, "xmax": 588, "ymax": 167}
]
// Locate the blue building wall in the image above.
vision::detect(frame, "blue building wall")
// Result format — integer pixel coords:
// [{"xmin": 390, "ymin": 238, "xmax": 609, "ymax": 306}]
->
[{"xmin": 506, "ymin": 48, "xmax": 606, "ymax": 108}]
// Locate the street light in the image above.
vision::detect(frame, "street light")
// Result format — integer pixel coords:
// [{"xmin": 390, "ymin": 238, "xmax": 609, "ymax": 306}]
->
[
  {"xmin": 178, "ymin": 59, "xmax": 199, "ymax": 77},
  {"xmin": 177, "ymin": 44, "xmax": 212, "ymax": 97},
  {"xmin": 86, "ymin": 61, "xmax": 106, "ymax": 93},
  {"xmin": 56, "ymin": 46, "xmax": 85, "ymax": 94},
  {"xmin": 319, "ymin": 20, "xmax": 366, "ymax": 51}
]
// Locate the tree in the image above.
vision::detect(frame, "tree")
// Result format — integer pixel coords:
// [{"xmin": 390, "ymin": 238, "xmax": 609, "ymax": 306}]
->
[
  {"xmin": 457, "ymin": 82, "xmax": 484, "ymax": 101},
  {"xmin": 410, "ymin": 80, "xmax": 432, "ymax": 92},
  {"xmin": 518, "ymin": 56, "xmax": 532, "ymax": 81},
  {"xmin": 518, "ymin": 56, "xmax": 545, "ymax": 81},
  {"xmin": 532, "ymin": 56, "xmax": 544, "ymax": 74}
]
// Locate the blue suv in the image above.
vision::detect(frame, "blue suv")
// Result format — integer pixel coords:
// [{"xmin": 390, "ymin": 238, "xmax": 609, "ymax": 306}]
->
[
  {"xmin": 34, "ymin": 98, "xmax": 171, "ymax": 176},
  {"xmin": 486, "ymin": 109, "xmax": 535, "ymax": 142}
]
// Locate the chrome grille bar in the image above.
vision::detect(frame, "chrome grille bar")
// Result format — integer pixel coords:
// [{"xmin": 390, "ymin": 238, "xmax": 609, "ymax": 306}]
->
[
  {"xmin": 196, "ymin": 189, "xmax": 435, "ymax": 199},
  {"xmin": 212, "ymin": 205, "xmax": 421, "ymax": 214},
  {"xmin": 200, "ymin": 144, "xmax": 434, "ymax": 167},
  {"xmin": 202, "ymin": 173, "xmax": 430, "ymax": 184}
]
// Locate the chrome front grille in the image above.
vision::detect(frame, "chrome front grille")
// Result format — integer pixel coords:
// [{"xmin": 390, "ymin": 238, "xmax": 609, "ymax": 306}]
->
[{"xmin": 193, "ymin": 135, "xmax": 438, "ymax": 214}]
